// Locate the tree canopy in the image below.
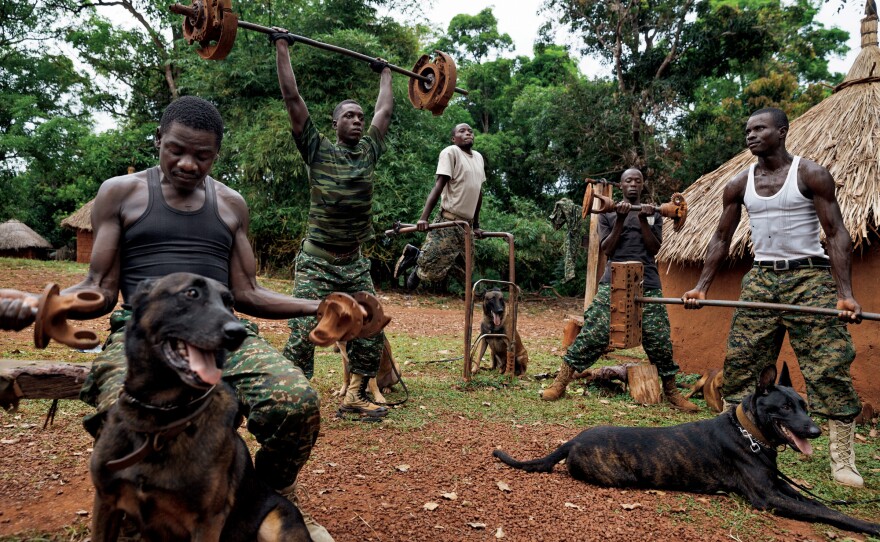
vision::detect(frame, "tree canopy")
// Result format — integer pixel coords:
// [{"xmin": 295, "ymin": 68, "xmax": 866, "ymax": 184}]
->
[{"xmin": 0, "ymin": 0, "xmax": 852, "ymax": 294}]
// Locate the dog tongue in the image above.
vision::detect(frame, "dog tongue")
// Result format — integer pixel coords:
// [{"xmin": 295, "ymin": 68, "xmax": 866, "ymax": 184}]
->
[
  {"xmin": 186, "ymin": 343, "xmax": 222, "ymax": 385},
  {"xmin": 791, "ymin": 434, "xmax": 814, "ymax": 456},
  {"xmin": 493, "ymin": 313, "xmax": 502, "ymax": 327}
]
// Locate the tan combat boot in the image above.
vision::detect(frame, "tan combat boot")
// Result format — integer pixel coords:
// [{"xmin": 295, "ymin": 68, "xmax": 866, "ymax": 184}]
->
[
  {"xmin": 279, "ymin": 484, "xmax": 335, "ymax": 542},
  {"xmin": 661, "ymin": 375, "xmax": 699, "ymax": 412},
  {"xmin": 339, "ymin": 373, "xmax": 389, "ymax": 420},
  {"xmin": 540, "ymin": 362, "xmax": 574, "ymax": 401},
  {"xmin": 828, "ymin": 419, "xmax": 864, "ymax": 487}
]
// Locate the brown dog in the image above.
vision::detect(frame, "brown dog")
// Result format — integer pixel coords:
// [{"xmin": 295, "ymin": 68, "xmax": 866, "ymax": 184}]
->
[
  {"xmin": 472, "ymin": 289, "xmax": 528, "ymax": 376},
  {"xmin": 89, "ymin": 273, "xmax": 310, "ymax": 541},
  {"xmin": 334, "ymin": 337, "xmax": 400, "ymax": 404}
]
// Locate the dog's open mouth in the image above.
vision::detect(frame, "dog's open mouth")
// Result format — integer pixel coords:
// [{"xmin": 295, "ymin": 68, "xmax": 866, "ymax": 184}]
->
[
  {"xmin": 162, "ymin": 339, "xmax": 222, "ymax": 387},
  {"xmin": 493, "ymin": 312, "xmax": 502, "ymax": 327},
  {"xmin": 777, "ymin": 422, "xmax": 814, "ymax": 455}
]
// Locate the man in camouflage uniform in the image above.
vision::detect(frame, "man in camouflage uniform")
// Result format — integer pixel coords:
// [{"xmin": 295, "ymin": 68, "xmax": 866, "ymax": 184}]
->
[
  {"xmin": 541, "ymin": 169, "xmax": 698, "ymax": 412},
  {"xmin": 0, "ymin": 96, "xmax": 332, "ymax": 540},
  {"xmin": 273, "ymin": 33, "xmax": 392, "ymax": 422},
  {"xmin": 392, "ymin": 123, "xmax": 485, "ymax": 290},
  {"xmin": 683, "ymin": 107, "xmax": 864, "ymax": 487}
]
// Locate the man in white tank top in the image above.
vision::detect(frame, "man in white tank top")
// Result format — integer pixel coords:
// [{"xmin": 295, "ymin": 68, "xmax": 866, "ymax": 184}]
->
[
  {"xmin": 682, "ymin": 108, "xmax": 865, "ymax": 487},
  {"xmin": 393, "ymin": 123, "xmax": 486, "ymax": 290}
]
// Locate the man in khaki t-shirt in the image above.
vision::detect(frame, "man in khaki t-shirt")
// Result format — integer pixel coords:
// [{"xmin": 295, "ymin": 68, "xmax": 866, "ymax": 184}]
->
[{"xmin": 394, "ymin": 123, "xmax": 485, "ymax": 289}]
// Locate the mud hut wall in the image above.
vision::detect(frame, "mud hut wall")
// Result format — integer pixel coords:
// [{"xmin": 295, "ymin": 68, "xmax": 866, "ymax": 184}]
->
[
  {"xmin": 76, "ymin": 230, "xmax": 93, "ymax": 263},
  {"xmin": 0, "ymin": 248, "xmax": 40, "ymax": 260},
  {"xmin": 659, "ymin": 259, "xmax": 880, "ymax": 407}
]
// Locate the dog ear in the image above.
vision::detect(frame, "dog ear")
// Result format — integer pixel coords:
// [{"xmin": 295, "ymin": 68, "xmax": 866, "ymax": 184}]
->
[
  {"xmin": 757, "ymin": 364, "xmax": 778, "ymax": 394},
  {"xmin": 776, "ymin": 361, "xmax": 793, "ymax": 387},
  {"xmin": 130, "ymin": 277, "xmax": 158, "ymax": 309}
]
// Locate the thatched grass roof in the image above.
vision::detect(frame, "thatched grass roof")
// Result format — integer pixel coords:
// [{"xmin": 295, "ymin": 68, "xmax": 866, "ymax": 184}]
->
[
  {"xmin": 658, "ymin": 10, "xmax": 880, "ymax": 264},
  {"xmin": 61, "ymin": 199, "xmax": 95, "ymax": 231},
  {"xmin": 0, "ymin": 220, "xmax": 52, "ymax": 250}
]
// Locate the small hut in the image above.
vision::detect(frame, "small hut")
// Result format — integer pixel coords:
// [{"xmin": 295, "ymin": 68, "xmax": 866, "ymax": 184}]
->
[
  {"xmin": 61, "ymin": 199, "xmax": 95, "ymax": 263},
  {"xmin": 0, "ymin": 219, "xmax": 53, "ymax": 260},
  {"xmin": 656, "ymin": 4, "xmax": 880, "ymax": 406}
]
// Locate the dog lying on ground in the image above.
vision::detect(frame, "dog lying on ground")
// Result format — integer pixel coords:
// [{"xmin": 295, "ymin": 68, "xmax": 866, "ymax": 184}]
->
[
  {"xmin": 89, "ymin": 273, "xmax": 310, "ymax": 541},
  {"xmin": 334, "ymin": 336, "xmax": 400, "ymax": 404},
  {"xmin": 472, "ymin": 289, "xmax": 528, "ymax": 376},
  {"xmin": 493, "ymin": 365, "xmax": 880, "ymax": 536}
]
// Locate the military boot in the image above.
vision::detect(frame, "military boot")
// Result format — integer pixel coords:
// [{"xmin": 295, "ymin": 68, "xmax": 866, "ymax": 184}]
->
[
  {"xmin": 394, "ymin": 244, "xmax": 420, "ymax": 279},
  {"xmin": 661, "ymin": 375, "xmax": 699, "ymax": 412},
  {"xmin": 339, "ymin": 373, "xmax": 388, "ymax": 420},
  {"xmin": 540, "ymin": 362, "xmax": 574, "ymax": 401},
  {"xmin": 828, "ymin": 418, "xmax": 864, "ymax": 487}
]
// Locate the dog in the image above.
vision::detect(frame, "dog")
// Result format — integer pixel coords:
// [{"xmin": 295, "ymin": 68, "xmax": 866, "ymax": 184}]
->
[
  {"xmin": 493, "ymin": 365, "xmax": 880, "ymax": 536},
  {"xmin": 89, "ymin": 273, "xmax": 311, "ymax": 541},
  {"xmin": 472, "ymin": 289, "xmax": 528, "ymax": 376},
  {"xmin": 334, "ymin": 336, "xmax": 400, "ymax": 404}
]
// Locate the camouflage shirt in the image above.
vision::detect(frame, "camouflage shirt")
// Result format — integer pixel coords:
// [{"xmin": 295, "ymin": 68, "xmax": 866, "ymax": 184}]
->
[{"xmin": 293, "ymin": 116, "xmax": 386, "ymax": 248}]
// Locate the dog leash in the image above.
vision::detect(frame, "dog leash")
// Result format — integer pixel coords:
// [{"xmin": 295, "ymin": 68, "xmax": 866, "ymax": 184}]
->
[
  {"xmin": 105, "ymin": 390, "xmax": 216, "ymax": 472},
  {"xmin": 731, "ymin": 409, "xmax": 880, "ymax": 507}
]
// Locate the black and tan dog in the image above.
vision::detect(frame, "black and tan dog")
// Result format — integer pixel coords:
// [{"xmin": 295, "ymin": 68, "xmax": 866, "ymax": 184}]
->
[
  {"xmin": 89, "ymin": 273, "xmax": 311, "ymax": 541},
  {"xmin": 493, "ymin": 365, "xmax": 880, "ymax": 536},
  {"xmin": 472, "ymin": 289, "xmax": 528, "ymax": 376}
]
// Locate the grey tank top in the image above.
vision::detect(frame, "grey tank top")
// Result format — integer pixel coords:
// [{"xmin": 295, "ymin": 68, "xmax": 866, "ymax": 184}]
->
[{"xmin": 119, "ymin": 167, "xmax": 233, "ymax": 303}]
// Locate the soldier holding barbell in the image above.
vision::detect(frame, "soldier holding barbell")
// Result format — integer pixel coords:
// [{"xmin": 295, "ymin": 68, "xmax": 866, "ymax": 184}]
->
[
  {"xmin": 541, "ymin": 168, "xmax": 699, "ymax": 412},
  {"xmin": 271, "ymin": 30, "xmax": 394, "ymax": 423},
  {"xmin": 682, "ymin": 107, "xmax": 864, "ymax": 488}
]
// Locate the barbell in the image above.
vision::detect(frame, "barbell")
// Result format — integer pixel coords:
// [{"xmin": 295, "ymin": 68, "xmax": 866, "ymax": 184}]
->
[
  {"xmin": 581, "ymin": 178, "xmax": 688, "ymax": 232},
  {"xmin": 168, "ymin": 0, "xmax": 467, "ymax": 115},
  {"xmin": 609, "ymin": 262, "xmax": 880, "ymax": 350}
]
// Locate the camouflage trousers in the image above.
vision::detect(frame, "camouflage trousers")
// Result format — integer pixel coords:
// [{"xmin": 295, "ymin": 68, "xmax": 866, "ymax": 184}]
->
[
  {"xmin": 723, "ymin": 267, "xmax": 859, "ymax": 419},
  {"xmin": 563, "ymin": 283, "xmax": 680, "ymax": 378},
  {"xmin": 80, "ymin": 309, "xmax": 321, "ymax": 490},
  {"xmin": 415, "ymin": 213, "xmax": 474, "ymax": 283},
  {"xmin": 283, "ymin": 249, "xmax": 384, "ymax": 379}
]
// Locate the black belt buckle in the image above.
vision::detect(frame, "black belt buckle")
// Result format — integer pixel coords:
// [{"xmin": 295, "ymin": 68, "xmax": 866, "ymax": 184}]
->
[{"xmin": 773, "ymin": 259, "xmax": 790, "ymax": 271}]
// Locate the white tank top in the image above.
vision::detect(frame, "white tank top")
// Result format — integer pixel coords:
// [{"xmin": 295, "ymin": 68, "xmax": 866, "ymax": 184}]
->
[{"xmin": 744, "ymin": 155, "xmax": 826, "ymax": 261}]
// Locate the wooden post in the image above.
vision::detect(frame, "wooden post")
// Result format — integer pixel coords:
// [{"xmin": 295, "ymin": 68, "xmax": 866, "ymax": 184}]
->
[
  {"xmin": 584, "ymin": 183, "xmax": 613, "ymax": 310},
  {"xmin": 627, "ymin": 363, "xmax": 661, "ymax": 404}
]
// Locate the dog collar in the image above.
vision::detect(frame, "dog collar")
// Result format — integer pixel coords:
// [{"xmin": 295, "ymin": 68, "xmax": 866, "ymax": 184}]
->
[
  {"xmin": 121, "ymin": 384, "xmax": 216, "ymax": 413},
  {"xmin": 106, "ymin": 390, "xmax": 216, "ymax": 472},
  {"xmin": 734, "ymin": 404, "xmax": 773, "ymax": 452}
]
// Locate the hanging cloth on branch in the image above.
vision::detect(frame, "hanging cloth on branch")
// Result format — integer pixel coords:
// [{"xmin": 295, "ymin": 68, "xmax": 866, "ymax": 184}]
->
[{"xmin": 549, "ymin": 198, "xmax": 583, "ymax": 283}]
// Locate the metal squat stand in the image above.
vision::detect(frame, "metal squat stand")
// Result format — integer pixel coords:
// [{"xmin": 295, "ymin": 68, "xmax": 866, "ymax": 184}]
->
[{"xmin": 385, "ymin": 223, "xmax": 518, "ymax": 381}]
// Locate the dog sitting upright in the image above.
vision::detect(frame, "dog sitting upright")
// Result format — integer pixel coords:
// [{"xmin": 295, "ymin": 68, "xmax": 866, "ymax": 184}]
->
[
  {"xmin": 89, "ymin": 273, "xmax": 311, "ymax": 541},
  {"xmin": 473, "ymin": 289, "xmax": 528, "ymax": 376},
  {"xmin": 493, "ymin": 365, "xmax": 880, "ymax": 536}
]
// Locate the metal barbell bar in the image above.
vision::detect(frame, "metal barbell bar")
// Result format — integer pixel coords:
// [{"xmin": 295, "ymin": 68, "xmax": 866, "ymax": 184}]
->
[
  {"xmin": 169, "ymin": 0, "xmax": 467, "ymax": 115},
  {"xmin": 581, "ymin": 178, "xmax": 688, "ymax": 231},
  {"xmin": 609, "ymin": 262, "xmax": 879, "ymax": 350}
]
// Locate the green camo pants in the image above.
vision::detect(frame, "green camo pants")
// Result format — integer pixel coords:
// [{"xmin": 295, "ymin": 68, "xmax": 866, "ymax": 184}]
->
[
  {"xmin": 722, "ymin": 267, "xmax": 859, "ymax": 419},
  {"xmin": 415, "ymin": 214, "xmax": 473, "ymax": 283},
  {"xmin": 80, "ymin": 310, "xmax": 321, "ymax": 490},
  {"xmin": 563, "ymin": 283, "xmax": 680, "ymax": 378},
  {"xmin": 283, "ymin": 250, "xmax": 384, "ymax": 379}
]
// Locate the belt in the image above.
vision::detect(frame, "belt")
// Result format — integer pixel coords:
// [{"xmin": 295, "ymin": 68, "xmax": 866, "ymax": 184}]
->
[
  {"xmin": 440, "ymin": 209, "xmax": 472, "ymax": 223},
  {"xmin": 753, "ymin": 256, "xmax": 830, "ymax": 271},
  {"xmin": 302, "ymin": 240, "xmax": 361, "ymax": 265}
]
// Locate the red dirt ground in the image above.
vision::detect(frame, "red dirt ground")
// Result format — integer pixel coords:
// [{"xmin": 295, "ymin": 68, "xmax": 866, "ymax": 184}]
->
[{"xmin": 1, "ymin": 264, "xmax": 877, "ymax": 541}]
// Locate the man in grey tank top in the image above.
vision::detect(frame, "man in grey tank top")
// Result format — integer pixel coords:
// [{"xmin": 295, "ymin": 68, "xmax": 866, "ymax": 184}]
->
[
  {"xmin": 683, "ymin": 107, "xmax": 865, "ymax": 488},
  {"xmin": 0, "ymin": 96, "xmax": 334, "ymax": 539}
]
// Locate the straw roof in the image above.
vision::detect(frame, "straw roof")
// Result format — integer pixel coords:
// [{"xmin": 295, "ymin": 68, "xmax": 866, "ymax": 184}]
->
[
  {"xmin": 61, "ymin": 199, "xmax": 95, "ymax": 231},
  {"xmin": 658, "ymin": 7, "xmax": 880, "ymax": 264},
  {"xmin": 0, "ymin": 220, "xmax": 52, "ymax": 250}
]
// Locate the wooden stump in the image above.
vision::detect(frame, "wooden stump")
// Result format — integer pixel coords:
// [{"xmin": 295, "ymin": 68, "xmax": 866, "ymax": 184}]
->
[
  {"xmin": 0, "ymin": 359, "xmax": 90, "ymax": 411},
  {"xmin": 626, "ymin": 363, "xmax": 661, "ymax": 405}
]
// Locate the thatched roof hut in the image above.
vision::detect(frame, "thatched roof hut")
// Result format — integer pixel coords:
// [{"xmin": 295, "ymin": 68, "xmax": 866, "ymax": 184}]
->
[
  {"xmin": 61, "ymin": 199, "xmax": 95, "ymax": 263},
  {"xmin": 655, "ymin": 4, "xmax": 880, "ymax": 406},
  {"xmin": 60, "ymin": 199, "xmax": 95, "ymax": 232},
  {"xmin": 0, "ymin": 219, "xmax": 52, "ymax": 259}
]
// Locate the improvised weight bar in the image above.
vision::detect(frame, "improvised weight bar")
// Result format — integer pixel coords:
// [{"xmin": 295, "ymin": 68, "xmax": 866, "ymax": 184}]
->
[
  {"xmin": 609, "ymin": 262, "xmax": 880, "ymax": 350},
  {"xmin": 1, "ymin": 285, "xmax": 105, "ymax": 350},
  {"xmin": 169, "ymin": 0, "xmax": 467, "ymax": 116},
  {"xmin": 581, "ymin": 179, "xmax": 688, "ymax": 232}
]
